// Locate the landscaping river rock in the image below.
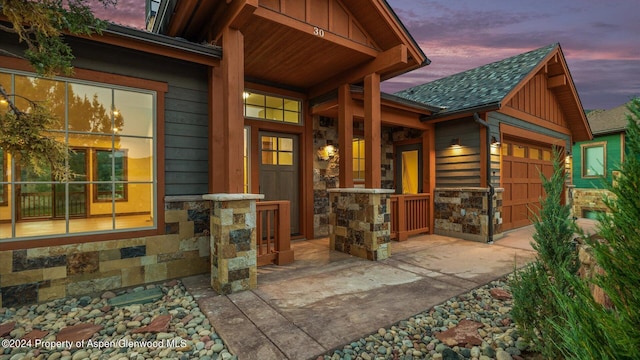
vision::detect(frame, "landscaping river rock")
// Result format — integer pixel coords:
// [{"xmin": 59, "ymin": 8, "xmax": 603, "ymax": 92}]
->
[
  {"xmin": 0, "ymin": 280, "xmax": 235, "ymax": 360},
  {"xmin": 1, "ymin": 276, "xmax": 535, "ymax": 360},
  {"xmin": 321, "ymin": 276, "xmax": 537, "ymax": 360}
]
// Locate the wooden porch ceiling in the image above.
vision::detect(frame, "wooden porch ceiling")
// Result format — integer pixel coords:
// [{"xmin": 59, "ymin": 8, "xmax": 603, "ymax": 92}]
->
[{"xmin": 165, "ymin": 0, "xmax": 425, "ymax": 93}]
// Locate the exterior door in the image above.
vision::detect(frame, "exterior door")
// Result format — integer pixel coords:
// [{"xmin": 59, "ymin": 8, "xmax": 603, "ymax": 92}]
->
[
  {"xmin": 395, "ymin": 143, "xmax": 422, "ymax": 194},
  {"xmin": 501, "ymin": 140, "xmax": 554, "ymax": 230},
  {"xmin": 259, "ymin": 132, "xmax": 299, "ymax": 234}
]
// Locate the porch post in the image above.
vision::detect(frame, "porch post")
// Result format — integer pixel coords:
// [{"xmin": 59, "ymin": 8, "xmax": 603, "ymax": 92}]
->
[
  {"xmin": 364, "ymin": 73, "xmax": 381, "ymax": 188},
  {"xmin": 205, "ymin": 193, "xmax": 264, "ymax": 294},
  {"xmin": 209, "ymin": 27, "xmax": 245, "ymax": 193},
  {"xmin": 338, "ymin": 83, "xmax": 354, "ymax": 188}
]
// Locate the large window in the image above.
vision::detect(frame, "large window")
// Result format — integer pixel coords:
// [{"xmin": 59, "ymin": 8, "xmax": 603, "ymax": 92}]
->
[
  {"xmin": 243, "ymin": 90, "xmax": 301, "ymax": 124},
  {"xmin": 582, "ymin": 143, "xmax": 606, "ymax": 177},
  {"xmin": 0, "ymin": 70, "xmax": 156, "ymax": 240}
]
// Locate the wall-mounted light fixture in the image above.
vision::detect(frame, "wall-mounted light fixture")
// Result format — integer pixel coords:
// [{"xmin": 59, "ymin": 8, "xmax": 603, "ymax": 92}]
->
[
  {"xmin": 317, "ymin": 140, "xmax": 337, "ymax": 160},
  {"xmin": 451, "ymin": 138, "xmax": 461, "ymax": 147},
  {"xmin": 491, "ymin": 136, "xmax": 500, "ymax": 145}
]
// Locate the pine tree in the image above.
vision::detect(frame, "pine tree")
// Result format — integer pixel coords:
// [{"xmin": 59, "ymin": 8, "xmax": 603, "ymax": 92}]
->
[
  {"xmin": 549, "ymin": 97, "xmax": 640, "ymax": 359},
  {"xmin": 510, "ymin": 146, "xmax": 577, "ymax": 358}
]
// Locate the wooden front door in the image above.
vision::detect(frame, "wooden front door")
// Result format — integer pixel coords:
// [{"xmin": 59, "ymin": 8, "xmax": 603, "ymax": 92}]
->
[
  {"xmin": 259, "ymin": 132, "xmax": 299, "ymax": 235},
  {"xmin": 501, "ymin": 140, "xmax": 554, "ymax": 230}
]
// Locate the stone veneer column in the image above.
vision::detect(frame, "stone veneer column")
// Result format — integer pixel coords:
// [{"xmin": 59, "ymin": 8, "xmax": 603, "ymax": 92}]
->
[
  {"xmin": 203, "ymin": 193, "xmax": 264, "ymax": 294},
  {"xmin": 328, "ymin": 188, "xmax": 393, "ymax": 261}
]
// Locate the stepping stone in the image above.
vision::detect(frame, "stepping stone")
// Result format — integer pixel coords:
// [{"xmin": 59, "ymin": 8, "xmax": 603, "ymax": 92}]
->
[
  {"xmin": 22, "ymin": 329, "xmax": 49, "ymax": 342},
  {"xmin": 56, "ymin": 323, "xmax": 103, "ymax": 343},
  {"xmin": 108, "ymin": 287, "xmax": 163, "ymax": 307},
  {"xmin": 0, "ymin": 321, "xmax": 15, "ymax": 337},
  {"xmin": 435, "ymin": 319, "xmax": 484, "ymax": 347},
  {"xmin": 132, "ymin": 315, "xmax": 172, "ymax": 334}
]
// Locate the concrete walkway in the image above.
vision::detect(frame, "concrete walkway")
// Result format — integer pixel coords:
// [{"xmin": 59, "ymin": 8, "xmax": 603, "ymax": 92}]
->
[{"xmin": 182, "ymin": 220, "xmax": 598, "ymax": 360}]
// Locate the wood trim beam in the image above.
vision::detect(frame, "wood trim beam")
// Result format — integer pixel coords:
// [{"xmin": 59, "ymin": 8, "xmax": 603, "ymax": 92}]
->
[
  {"xmin": 364, "ymin": 73, "xmax": 381, "ymax": 188},
  {"xmin": 310, "ymin": 44, "xmax": 408, "ymax": 98},
  {"xmin": 499, "ymin": 106, "xmax": 572, "ymax": 136},
  {"xmin": 338, "ymin": 84, "xmax": 354, "ymax": 188},
  {"xmin": 209, "ymin": 0, "xmax": 258, "ymax": 43},
  {"xmin": 166, "ymin": 0, "xmax": 200, "ymax": 37},
  {"xmin": 310, "ymin": 100, "xmax": 339, "ymax": 116},
  {"xmin": 74, "ymin": 32, "xmax": 220, "ymax": 67},
  {"xmin": 210, "ymin": 27, "xmax": 245, "ymax": 193},
  {"xmin": 548, "ymin": 74, "xmax": 567, "ymax": 88},
  {"xmin": 500, "ymin": 123, "xmax": 567, "ymax": 146}
]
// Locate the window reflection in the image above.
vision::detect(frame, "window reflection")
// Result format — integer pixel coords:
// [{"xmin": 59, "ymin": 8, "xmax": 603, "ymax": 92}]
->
[{"xmin": 0, "ymin": 71, "xmax": 156, "ymax": 240}]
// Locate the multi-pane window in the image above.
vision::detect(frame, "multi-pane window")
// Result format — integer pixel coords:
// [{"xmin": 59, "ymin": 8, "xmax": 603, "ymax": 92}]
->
[
  {"xmin": 261, "ymin": 136, "xmax": 293, "ymax": 165},
  {"xmin": 353, "ymin": 138, "xmax": 365, "ymax": 180},
  {"xmin": 0, "ymin": 70, "xmax": 156, "ymax": 240},
  {"xmin": 243, "ymin": 91, "xmax": 301, "ymax": 124},
  {"xmin": 582, "ymin": 143, "xmax": 606, "ymax": 177}
]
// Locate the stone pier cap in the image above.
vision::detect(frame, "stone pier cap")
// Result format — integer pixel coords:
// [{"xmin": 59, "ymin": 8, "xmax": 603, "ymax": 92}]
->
[{"xmin": 203, "ymin": 193, "xmax": 265, "ymax": 201}]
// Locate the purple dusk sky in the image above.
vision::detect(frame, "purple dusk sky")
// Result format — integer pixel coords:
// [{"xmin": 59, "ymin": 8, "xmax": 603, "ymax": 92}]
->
[{"xmin": 95, "ymin": 0, "xmax": 639, "ymax": 110}]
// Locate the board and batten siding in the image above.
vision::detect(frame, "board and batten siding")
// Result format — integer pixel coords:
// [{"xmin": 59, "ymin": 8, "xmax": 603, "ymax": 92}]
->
[
  {"xmin": 68, "ymin": 37, "xmax": 212, "ymax": 196},
  {"xmin": 435, "ymin": 118, "xmax": 482, "ymax": 187}
]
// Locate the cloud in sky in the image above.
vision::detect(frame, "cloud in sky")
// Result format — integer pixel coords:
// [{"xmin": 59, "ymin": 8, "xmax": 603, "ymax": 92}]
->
[
  {"xmin": 91, "ymin": 0, "xmax": 639, "ymax": 110},
  {"xmin": 383, "ymin": 0, "xmax": 640, "ymax": 110}
]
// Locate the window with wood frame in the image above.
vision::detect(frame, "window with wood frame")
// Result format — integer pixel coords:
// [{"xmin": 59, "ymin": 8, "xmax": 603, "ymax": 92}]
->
[
  {"xmin": 243, "ymin": 90, "xmax": 302, "ymax": 124},
  {"xmin": 353, "ymin": 138, "xmax": 365, "ymax": 181},
  {"xmin": 582, "ymin": 142, "xmax": 606, "ymax": 177},
  {"xmin": 0, "ymin": 69, "xmax": 156, "ymax": 241}
]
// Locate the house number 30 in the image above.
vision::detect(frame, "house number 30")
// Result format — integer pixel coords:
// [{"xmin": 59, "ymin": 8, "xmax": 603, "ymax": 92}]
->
[{"xmin": 313, "ymin": 27, "xmax": 325, "ymax": 37}]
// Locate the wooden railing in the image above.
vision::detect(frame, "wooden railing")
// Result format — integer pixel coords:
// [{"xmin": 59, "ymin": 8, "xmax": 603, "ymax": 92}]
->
[
  {"xmin": 20, "ymin": 191, "xmax": 86, "ymax": 218},
  {"xmin": 390, "ymin": 193, "xmax": 431, "ymax": 241},
  {"xmin": 256, "ymin": 200, "xmax": 294, "ymax": 266}
]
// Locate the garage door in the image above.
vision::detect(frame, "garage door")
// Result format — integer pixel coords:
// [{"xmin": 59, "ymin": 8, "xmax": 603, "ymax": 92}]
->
[{"xmin": 501, "ymin": 139, "xmax": 554, "ymax": 230}]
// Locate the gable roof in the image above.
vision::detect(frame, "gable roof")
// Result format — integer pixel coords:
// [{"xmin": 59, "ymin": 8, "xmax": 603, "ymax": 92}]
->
[
  {"xmin": 587, "ymin": 101, "xmax": 634, "ymax": 135},
  {"xmin": 394, "ymin": 44, "xmax": 557, "ymax": 115},
  {"xmin": 393, "ymin": 43, "xmax": 592, "ymax": 141}
]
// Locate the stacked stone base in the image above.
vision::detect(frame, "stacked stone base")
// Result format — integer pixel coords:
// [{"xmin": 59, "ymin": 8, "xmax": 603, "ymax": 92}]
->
[
  {"xmin": 434, "ymin": 187, "xmax": 504, "ymax": 243},
  {"xmin": 570, "ymin": 187, "xmax": 614, "ymax": 218},
  {"xmin": 328, "ymin": 189, "xmax": 392, "ymax": 261},
  {"xmin": 205, "ymin": 194, "xmax": 262, "ymax": 294}
]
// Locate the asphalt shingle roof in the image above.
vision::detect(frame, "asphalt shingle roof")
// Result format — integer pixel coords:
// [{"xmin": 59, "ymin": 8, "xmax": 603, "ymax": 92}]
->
[
  {"xmin": 587, "ymin": 101, "xmax": 634, "ymax": 135},
  {"xmin": 394, "ymin": 43, "xmax": 558, "ymax": 116}
]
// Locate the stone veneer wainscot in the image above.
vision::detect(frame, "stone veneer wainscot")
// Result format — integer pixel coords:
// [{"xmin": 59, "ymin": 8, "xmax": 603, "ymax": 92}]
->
[
  {"xmin": 0, "ymin": 196, "xmax": 212, "ymax": 308},
  {"xmin": 434, "ymin": 187, "xmax": 504, "ymax": 243}
]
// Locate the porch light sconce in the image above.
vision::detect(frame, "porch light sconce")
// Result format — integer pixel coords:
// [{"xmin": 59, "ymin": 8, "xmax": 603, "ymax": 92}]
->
[
  {"xmin": 451, "ymin": 138, "xmax": 461, "ymax": 147},
  {"xmin": 491, "ymin": 136, "xmax": 500, "ymax": 145},
  {"xmin": 317, "ymin": 140, "xmax": 337, "ymax": 160}
]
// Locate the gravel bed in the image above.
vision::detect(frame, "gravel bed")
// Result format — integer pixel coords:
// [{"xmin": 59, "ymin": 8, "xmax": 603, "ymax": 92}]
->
[
  {"xmin": 322, "ymin": 275, "xmax": 539, "ymax": 360},
  {"xmin": 0, "ymin": 280, "xmax": 234, "ymax": 360}
]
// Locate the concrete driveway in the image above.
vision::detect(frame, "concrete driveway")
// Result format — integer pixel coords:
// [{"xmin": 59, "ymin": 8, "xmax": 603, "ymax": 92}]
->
[{"xmin": 182, "ymin": 220, "xmax": 597, "ymax": 360}]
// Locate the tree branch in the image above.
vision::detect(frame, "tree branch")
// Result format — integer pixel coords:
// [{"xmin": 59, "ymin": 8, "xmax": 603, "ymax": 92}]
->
[{"xmin": 0, "ymin": 84, "xmax": 25, "ymax": 115}]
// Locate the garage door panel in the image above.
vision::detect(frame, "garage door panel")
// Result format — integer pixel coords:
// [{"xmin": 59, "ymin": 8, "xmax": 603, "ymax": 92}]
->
[{"xmin": 502, "ymin": 139, "xmax": 557, "ymax": 230}]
